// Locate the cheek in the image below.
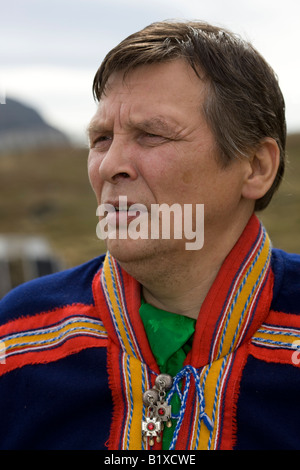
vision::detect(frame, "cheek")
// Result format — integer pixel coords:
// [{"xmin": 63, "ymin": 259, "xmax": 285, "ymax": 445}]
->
[
  {"xmin": 87, "ymin": 153, "xmax": 102, "ymax": 199},
  {"xmin": 181, "ymin": 169, "xmax": 193, "ymax": 185},
  {"xmin": 141, "ymin": 160, "xmax": 198, "ymax": 204}
]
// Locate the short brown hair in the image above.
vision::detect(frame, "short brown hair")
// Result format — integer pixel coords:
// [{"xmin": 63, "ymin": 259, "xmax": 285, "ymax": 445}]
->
[{"xmin": 93, "ymin": 20, "xmax": 286, "ymax": 211}]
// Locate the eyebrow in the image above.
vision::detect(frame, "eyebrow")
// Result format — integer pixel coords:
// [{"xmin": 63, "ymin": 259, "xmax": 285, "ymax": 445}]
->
[
  {"xmin": 134, "ymin": 117, "xmax": 178, "ymax": 135},
  {"xmin": 87, "ymin": 116, "xmax": 179, "ymax": 138},
  {"xmin": 86, "ymin": 122, "xmax": 107, "ymax": 136}
]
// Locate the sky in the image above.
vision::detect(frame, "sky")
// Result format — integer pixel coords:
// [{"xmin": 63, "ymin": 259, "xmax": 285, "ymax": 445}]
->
[{"xmin": 1, "ymin": 0, "xmax": 300, "ymax": 144}]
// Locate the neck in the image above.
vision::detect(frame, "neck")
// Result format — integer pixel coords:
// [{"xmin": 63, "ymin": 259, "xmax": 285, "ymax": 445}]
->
[
  {"xmin": 120, "ymin": 250, "xmax": 220, "ymax": 320},
  {"xmin": 118, "ymin": 212, "xmax": 254, "ymax": 320},
  {"xmin": 141, "ymin": 263, "xmax": 220, "ymax": 320}
]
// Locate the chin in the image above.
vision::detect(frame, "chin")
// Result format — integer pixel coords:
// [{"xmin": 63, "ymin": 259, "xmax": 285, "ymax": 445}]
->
[
  {"xmin": 106, "ymin": 237, "xmax": 186, "ymax": 267},
  {"xmin": 105, "ymin": 238, "xmax": 154, "ymax": 264}
]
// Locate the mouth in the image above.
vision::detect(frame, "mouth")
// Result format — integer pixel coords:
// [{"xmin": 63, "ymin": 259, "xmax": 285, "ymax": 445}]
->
[{"xmin": 101, "ymin": 197, "xmax": 148, "ymax": 225}]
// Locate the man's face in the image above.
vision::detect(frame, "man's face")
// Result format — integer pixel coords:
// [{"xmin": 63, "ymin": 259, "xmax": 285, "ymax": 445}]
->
[{"xmin": 88, "ymin": 60, "xmax": 251, "ymax": 263}]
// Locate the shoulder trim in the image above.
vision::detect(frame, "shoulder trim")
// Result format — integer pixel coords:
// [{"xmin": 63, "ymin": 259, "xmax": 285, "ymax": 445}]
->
[
  {"xmin": 0, "ymin": 303, "xmax": 108, "ymax": 376},
  {"xmin": 250, "ymin": 310, "xmax": 300, "ymax": 366}
]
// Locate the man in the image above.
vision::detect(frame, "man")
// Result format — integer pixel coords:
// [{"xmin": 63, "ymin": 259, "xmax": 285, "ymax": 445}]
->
[{"xmin": 0, "ymin": 20, "xmax": 299, "ymax": 450}]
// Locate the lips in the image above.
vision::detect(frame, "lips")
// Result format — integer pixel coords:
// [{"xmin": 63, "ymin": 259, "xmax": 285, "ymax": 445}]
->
[
  {"xmin": 102, "ymin": 196, "xmax": 148, "ymax": 214},
  {"xmin": 100, "ymin": 196, "xmax": 148, "ymax": 226}
]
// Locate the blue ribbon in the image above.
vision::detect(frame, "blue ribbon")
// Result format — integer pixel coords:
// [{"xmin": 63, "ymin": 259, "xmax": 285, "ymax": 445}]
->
[{"xmin": 166, "ymin": 365, "xmax": 213, "ymax": 450}]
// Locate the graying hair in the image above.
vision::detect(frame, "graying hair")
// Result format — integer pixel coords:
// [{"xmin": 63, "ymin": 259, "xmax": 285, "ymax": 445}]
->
[{"xmin": 93, "ymin": 20, "xmax": 286, "ymax": 211}]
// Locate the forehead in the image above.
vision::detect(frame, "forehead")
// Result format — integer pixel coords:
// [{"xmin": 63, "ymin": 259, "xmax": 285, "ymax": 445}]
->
[{"xmin": 90, "ymin": 60, "xmax": 207, "ymax": 128}]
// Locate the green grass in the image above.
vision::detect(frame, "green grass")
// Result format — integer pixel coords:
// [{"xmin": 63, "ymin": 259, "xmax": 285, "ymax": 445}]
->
[
  {"xmin": 0, "ymin": 146, "xmax": 105, "ymax": 268},
  {"xmin": 259, "ymin": 133, "xmax": 300, "ymax": 254},
  {"xmin": 0, "ymin": 135, "xmax": 299, "ymax": 269}
]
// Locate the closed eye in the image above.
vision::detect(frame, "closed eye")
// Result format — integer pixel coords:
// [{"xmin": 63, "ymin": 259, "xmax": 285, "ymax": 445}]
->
[
  {"xmin": 139, "ymin": 132, "xmax": 170, "ymax": 146},
  {"xmin": 91, "ymin": 135, "xmax": 113, "ymax": 151}
]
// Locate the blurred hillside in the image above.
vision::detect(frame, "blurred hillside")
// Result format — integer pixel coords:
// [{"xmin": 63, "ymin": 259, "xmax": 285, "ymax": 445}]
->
[
  {"xmin": 0, "ymin": 145, "xmax": 104, "ymax": 268},
  {"xmin": 0, "ymin": 134, "xmax": 299, "ymax": 271},
  {"xmin": 0, "ymin": 98, "xmax": 70, "ymax": 152}
]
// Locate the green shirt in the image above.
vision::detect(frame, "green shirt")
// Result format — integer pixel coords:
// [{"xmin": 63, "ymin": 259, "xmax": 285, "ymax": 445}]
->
[{"xmin": 139, "ymin": 298, "xmax": 196, "ymax": 449}]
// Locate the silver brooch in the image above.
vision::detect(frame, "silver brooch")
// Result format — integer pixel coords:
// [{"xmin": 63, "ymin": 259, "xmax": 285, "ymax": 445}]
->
[{"xmin": 142, "ymin": 374, "xmax": 173, "ymax": 447}]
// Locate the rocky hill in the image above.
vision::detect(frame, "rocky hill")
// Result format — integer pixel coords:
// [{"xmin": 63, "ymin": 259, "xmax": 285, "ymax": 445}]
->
[{"xmin": 0, "ymin": 97, "xmax": 69, "ymax": 152}]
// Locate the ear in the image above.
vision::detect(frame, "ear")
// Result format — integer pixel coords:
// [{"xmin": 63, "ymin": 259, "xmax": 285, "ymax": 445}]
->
[{"xmin": 242, "ymin": 138, "xmax": 280, "ymax": 202}]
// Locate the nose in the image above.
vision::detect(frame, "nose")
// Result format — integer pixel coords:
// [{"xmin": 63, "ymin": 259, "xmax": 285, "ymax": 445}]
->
[{"xmin": 98, "ymin": 137, "xmax": 138, "ymax": 184}]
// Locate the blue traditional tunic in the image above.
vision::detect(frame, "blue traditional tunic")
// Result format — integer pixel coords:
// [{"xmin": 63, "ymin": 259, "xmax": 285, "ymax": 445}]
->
[{"xmin": 0, "ymin": 214, "xmax": 299, "ymax": 450}]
